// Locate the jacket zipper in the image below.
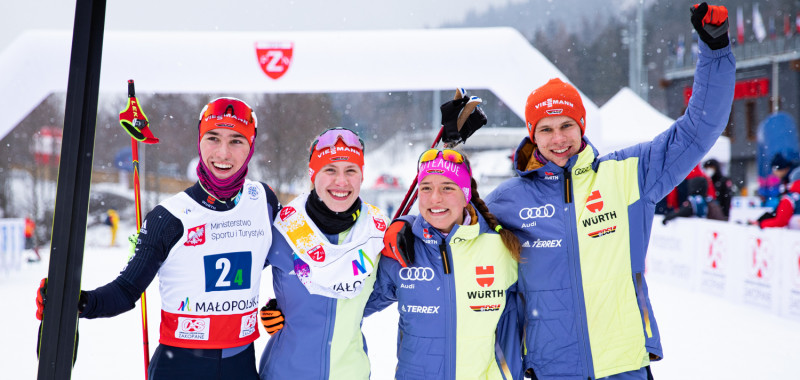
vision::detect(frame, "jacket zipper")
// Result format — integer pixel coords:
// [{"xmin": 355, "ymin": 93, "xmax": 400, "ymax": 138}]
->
[
  {"xmin": 564, "ymin": 168, "xmax": 592, "ymax": 378},
  {"xmin": 439, "ymin": 240, "xmax": 451, "ymax": 274},
  {"xmin": 440, "ymin": 238, "xmax": 455, "ymax": 379}
]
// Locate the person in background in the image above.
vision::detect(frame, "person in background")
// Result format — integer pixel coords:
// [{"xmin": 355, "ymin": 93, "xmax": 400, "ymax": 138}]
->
[
  {"xmin": 663, "ymin": 165, "xmax": 716, "ymax": 216},
  {"xmin": 25, "ymin": 215, "xmax": 40, "ymax": 262},
  {"xmin": 702, "ymin": 158, "xmax": 734, "ymax": 218},
  {"xmin": 759, "ymin": 153, "xmax": 794, "ymax": 208},
  {"xmin": 258, "ymin": 127, "xmax": 387, "ymax": 380},
  {"xmin": 484, "ymin": 3, "xmax": 734, "ymax": 379},
  {"xmin": 753, "ymin": 167, "xmax": 800, "ymax": 229},
  {"xmin": 368, "ymin": 148, "xmax": 522, "ymax": 379},
  {"xmin": 661, "ymin": 176, "xmax": 716, "ymax": 224},
  {"xmin": 36, "ymin": 97, "xmax": 279, "ymax": 379},
  {"xmin": 105, "ymin": 209, "xmax": 120, "ymax": 247}
]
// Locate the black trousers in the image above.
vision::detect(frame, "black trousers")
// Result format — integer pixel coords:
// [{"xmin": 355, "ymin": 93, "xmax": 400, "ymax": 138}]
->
[{"xmin": 148, "ymin": 343, "xmax": 259, "ymax": 380}]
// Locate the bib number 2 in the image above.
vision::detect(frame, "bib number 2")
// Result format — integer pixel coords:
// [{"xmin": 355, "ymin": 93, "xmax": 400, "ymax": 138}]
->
[{"xmin": 204, "ymin": 251, "xmax": 252, "ymax": 292}]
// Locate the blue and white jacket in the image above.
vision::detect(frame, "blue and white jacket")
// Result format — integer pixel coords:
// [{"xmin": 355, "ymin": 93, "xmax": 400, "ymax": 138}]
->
[{"xmin": 484, "ymin": 40, "xmax": 735, "ymax": 380}]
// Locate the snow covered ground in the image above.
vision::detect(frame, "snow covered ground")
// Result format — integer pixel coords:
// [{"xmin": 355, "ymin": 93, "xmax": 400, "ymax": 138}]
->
[{"xmin": 4, "ymin": 223, "xmax": 799, "ymax": 379}]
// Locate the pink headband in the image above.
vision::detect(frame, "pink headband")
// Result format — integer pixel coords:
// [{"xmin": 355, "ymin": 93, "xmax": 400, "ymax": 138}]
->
[{"xmin": 417, "ymin": 155, "xmax": 472, "ymax": 203}]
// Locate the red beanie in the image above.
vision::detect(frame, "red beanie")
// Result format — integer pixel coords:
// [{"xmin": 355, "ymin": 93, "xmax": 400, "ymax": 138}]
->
[{"xmin": 524, "ymin": 78, "xmax": 586, "ymax": 141}]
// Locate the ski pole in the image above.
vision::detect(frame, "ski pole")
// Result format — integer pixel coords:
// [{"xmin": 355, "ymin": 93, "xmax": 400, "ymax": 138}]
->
[
  {"xmin": 393, "ymin": 127, "xmax": 443, "ymax": 219},
  {"xmin": 119, "ymin": 79, "xmax": 159, "ymax": 379},
  {"xmin": 394, "ymin": 88, "xmax": 484, "ymax": 218}
]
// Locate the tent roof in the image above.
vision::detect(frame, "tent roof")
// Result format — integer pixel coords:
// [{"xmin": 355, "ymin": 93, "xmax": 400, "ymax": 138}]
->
[
  {"xmin": 0, "ymin": 27, "xmax": 601, "ymax": 142},
  {"xmin": 599, "ymin": 87, "xmax": 729, "ymax": 164}
]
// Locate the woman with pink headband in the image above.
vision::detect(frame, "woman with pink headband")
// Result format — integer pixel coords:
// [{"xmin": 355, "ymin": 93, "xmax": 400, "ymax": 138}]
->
[{"xmin": 366, "ymin": 148, "xmax": 523, "ymax": 379}]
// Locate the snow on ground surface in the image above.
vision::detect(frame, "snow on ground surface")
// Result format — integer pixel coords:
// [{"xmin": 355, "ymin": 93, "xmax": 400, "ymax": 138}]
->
[{"xmin": 4, "ymin": 223, "xmax": 799, "ymax": 379}]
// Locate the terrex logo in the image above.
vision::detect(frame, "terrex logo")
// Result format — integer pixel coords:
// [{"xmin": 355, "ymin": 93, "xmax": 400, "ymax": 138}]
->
[
  {"xmin": 475, "ymin": 266, "xmax": 495, "ymax": 287},
  {"xmin": 279, "ymin": 206, "xmax": 296, "ymax": 221},
  {"xmin": 585, "ymin": 190, "xmax": 603, "ymax": 213},
  {"xmin": 255, "ymin": 42, "xmax": 293, "ymax": 80},
  {"xmin": 185, "ymin": 224, "xmax": 206, "ymax": 246}
]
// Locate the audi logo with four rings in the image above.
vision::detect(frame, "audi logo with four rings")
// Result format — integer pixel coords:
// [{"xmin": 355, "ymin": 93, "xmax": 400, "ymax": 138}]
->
[
  {"xmin": 519, "ymin": 204, "xmax": 556, "ymax": 220},
  {"xmin": 399, "ymin": 267, "xmax": 435, "ymax": 281}
]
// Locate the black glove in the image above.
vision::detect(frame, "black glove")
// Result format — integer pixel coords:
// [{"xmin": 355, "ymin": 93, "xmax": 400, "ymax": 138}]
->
[
  {"xmin": 381, "ymin": 219, "xmax": 415, "ymax": 267},
  {"xmin": 260, "ymin": 299, "xmax": 284, "ymax": 336},
  {"xmin": 440, "ymin": 89, "xmax": 487, "ymax": 147},
  {"xmin": 690, "ymin": 2, "xmax": 729, "ymax": 50},
  {"xmin": 36, "ymin": 278, "xmax": 82, "ymax": 366}
]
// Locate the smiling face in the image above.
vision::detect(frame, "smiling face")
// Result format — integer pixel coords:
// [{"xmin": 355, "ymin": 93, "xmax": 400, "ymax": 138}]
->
[
  {"xmin": 313, "ymin": 161, "xmax": 363, "ymax": 212},
  {"xmin": 418, "ymin": 174, "xmax": 467, "ymax": 234},
  {"xmin": 199, "ymin": 128, "xmax": 251, "ymax": 180},
  {"xmin": 533, "ymin": 115, "xmax": 583, "ymax": 167}
]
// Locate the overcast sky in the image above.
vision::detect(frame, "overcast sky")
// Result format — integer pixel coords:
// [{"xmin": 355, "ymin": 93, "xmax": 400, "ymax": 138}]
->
[{"xmin": 1, "ymin": 0, "xmax": 524, "ymax": 53}]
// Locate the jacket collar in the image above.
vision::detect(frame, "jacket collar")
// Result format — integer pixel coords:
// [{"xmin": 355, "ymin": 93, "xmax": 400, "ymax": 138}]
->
[{"xmin": 512, "ymin": 136, "xmax": 600, "ymax": 178}]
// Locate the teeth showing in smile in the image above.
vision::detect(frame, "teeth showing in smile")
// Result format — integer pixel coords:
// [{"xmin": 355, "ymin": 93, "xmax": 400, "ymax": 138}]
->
[
  {"xmin": 213, "ymin": 162, "xmax": 233, "ymax": 169},
  {"xmin": 331, "ymin": 191, "xmax": 349, "ymax": 198},
  {"xmin": 553, "ymin": 148, "xmax": 568, "ymax": 154},
  {"xmin": 430, "ymin": 208, "xmax": 446, "ymax": 214}
]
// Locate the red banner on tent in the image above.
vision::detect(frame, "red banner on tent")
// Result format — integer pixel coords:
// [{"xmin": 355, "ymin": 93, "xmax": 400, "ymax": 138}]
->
[{"xmin": 684, "ymin": 78, "xmax": 770, "ymax": 105}]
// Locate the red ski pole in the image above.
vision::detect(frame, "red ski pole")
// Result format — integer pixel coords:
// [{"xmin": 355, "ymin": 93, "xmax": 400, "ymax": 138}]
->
[
  {"xmin": 393, "ymin": 88, "xmax": 484, "ymax": 219},
  {"xmin": 119, "ymin": 79, "xmax": 159, "ymax": 379}
]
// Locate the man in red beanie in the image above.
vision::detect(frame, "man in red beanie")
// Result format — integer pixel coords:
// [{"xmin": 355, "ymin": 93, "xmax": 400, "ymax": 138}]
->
[{"xmin": 486, "ymin": 3, "xmax": 735, "ymax": 379}]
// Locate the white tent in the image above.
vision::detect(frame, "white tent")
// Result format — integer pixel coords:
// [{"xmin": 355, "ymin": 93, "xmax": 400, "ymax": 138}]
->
[
  {"xmin": 0, "ymin": 27, "xmax": 600, "ymax": 142},
  {"xmin": 599, "ymin": 87, "xmax": 730, "ymax": 165}
]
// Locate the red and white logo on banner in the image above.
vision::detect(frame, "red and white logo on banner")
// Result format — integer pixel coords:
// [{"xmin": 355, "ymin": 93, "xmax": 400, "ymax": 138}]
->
[
  {"xmin": 749, "ymin": 237, "xmax": 771, "ymax": 280},
  {"xmin": 255, "ymin": 42, "xmax": 293, "ymax": 80},
  {"xmin": 475, "ymin": 266, "xmax": 495, "ymax": 287},
  {"xmin": 793, "ymin": 242, "xmax": 800, "ymax": 288},
  {"xmin": 185, "ymin": 224, "xmax": 206, "ymax": 246},
  {"xmin": 707, "ymin": 231, "xmax": 724, "ymax": 271}
]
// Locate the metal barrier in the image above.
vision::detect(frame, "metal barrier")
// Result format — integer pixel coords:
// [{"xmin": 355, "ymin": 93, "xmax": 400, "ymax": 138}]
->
[
  {"xmin": 0, "ymin": 218, "xmax": 25, "ymax": 275},
  {"xmin": 648, "ymin": 214, "xmax": 800, "ymax": 321}
]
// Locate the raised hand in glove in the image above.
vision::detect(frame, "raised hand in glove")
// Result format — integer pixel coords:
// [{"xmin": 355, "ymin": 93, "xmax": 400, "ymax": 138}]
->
[
  {"xmin": 381, "ymin": 219, "xmax": 415, "ymax": 267},
  {"xmin": 260, "ymin": 299, "xmax": 284, "ymax": 336},
  {"xmin": 691, "ymin": 2, "xmax": 729, "ymax": 50},
  {"xmin": 440, "ymin": 88, "xmax": 487, "ymax": 147}
]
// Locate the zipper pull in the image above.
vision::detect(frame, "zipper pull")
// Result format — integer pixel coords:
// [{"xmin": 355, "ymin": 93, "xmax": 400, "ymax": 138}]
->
[
  {"xmin": 564, "ymin": 170, "xmax": 572, "ymax": 204},
  {"xmin": 439, "ymin": 240, "xmax": 451, "ymax": 274}
]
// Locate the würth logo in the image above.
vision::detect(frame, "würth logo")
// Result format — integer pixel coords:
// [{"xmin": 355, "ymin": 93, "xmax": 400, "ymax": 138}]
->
[
  {"xmin": 256, "ymin": 42, "xmax": 293, "ymax": 80},
  {"xmin": 185, "ymin": 224, "xmax": 206, "ymax": 246},
  {"xmin": 475, "ymin": 266, "xmax": 495, "ymax": 287}
]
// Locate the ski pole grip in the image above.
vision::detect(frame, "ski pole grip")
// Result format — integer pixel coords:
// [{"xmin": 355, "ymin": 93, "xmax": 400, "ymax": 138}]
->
[{"xmin": 127, "ymin": 79, "xmax": 135, "ymax": 98}]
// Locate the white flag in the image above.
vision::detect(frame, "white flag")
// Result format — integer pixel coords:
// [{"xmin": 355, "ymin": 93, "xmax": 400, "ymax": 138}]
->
[{"xmin": 752, "ymin": 3, "xmax": 767, "ymax": 42}]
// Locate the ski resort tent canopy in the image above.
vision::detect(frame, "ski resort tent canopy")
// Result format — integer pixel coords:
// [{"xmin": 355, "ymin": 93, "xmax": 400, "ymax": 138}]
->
[
  {"xmin": 0, "ymin": 27, "xmax": 601, "ymax": 143},
  {"xmin": 600, "ymin": 87, "xmax": 730, "ymax": 166}
]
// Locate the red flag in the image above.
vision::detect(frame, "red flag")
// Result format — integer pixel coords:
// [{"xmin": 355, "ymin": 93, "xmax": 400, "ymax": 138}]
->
[
  {"xmin": 786, "ymin": 14, "xmax": 792, "ymax": 37},
  {"xmin": 796, "ymin": 12, "xmax": 800, "ymax": 34},
  {"xmin": 737, "ymin": 6, "xmax": 745, "ymax": 44}
]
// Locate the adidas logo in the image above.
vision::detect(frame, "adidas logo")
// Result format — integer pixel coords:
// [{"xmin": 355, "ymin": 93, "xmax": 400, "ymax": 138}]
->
[{"xmin": 522, "ymin": 241, "xmax": 531, "ymax": 248}]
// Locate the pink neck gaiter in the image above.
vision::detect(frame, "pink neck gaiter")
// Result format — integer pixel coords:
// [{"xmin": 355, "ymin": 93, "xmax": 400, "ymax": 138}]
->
[{"xmin": 195, "ymin": 139, "xmax": 254, "ymax": 200}]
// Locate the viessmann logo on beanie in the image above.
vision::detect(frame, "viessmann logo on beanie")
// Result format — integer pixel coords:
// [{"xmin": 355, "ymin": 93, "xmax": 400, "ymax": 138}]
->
[
  {"xmin": 198, "ymin": 97, "xmax": 257, "ymax": 145},
  {"xmin": 525, "ymin": 78, "xmax": 586, "ymax": 141}
]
